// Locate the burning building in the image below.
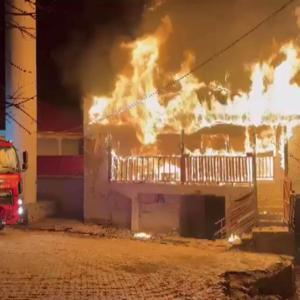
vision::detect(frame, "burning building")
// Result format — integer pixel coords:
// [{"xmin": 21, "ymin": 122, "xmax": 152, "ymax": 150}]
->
[{"xmin": 83, "ymin": 14, "xmax": 299, "ymax": 238}]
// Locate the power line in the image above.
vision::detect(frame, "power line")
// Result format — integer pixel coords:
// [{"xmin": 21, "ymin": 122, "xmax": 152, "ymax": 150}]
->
[{"xmin": 96, "ymin": 0, "xmax": 297, "ymax": 123}]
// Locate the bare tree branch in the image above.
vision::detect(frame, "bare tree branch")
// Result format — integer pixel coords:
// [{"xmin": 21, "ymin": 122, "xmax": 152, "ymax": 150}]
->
[
  {"xmin": 6, "ymin": 100, "xmax": 38, "ymax": 124},
  {"xmin": 5, "ymin": 112, "xmax": 31, "ymax": 135},
  {"xmin": 6, "ymin": 95, "xmax": 36, "ymax": 104},
  {"xmin": 3, "ymin": 84, "xmax": 37, "ymax": 126},
  {"xmin": 24, "ymin": 0, "xmax": 36, "ymax": 7},
  {"xmin": 6, "ymin": 20, "xmax": 36, "ymax": 39},
  {"xmin": 5, "ymin": 1, "xmax": 36, "ymax": 20},
  {"xmin": 2, "ymin": 1, "xmax": 38, "ymax": 133},
  {"xmin": 4, "ymin": 1, "xmax": 36, "ymax": 39},
  {"xmin": 7, "ymin": 60, "xmax": 32, "ymax": 74}
]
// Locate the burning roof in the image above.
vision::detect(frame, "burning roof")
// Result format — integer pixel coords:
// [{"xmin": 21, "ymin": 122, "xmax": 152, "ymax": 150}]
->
[{"xmin": 88, "ymin": 16, "xmax": 300, "ymax": 146}]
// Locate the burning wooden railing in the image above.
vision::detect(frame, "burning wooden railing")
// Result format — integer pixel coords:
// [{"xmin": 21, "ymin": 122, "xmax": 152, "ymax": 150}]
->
[
  {"xmin": 110, "ymin": 155, "xmax": 181, "ymax": 183},
  {"xmin": 256, "ymin": 156, "xmax": 274, "ymax": 181},
  {"xmin": 109, "ymin": 153, "xmax": 274, "ymax": 184},
  {"xmin": 184, "ymin": 156, "xmax": 253, "ymax": 183}
]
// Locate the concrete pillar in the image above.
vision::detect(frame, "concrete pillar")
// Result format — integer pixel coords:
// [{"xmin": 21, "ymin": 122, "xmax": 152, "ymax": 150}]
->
[
  {"xmin": 5, "ymin": 0, "xmax": 37, "ymax": 203},
  {"xmin": 131, "ymin": 196, "xmax": 139, "ymax": 231}
]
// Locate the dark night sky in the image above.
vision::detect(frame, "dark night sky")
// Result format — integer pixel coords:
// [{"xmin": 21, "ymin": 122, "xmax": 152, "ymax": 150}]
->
[
  {"xmin": 1, "ymin": 0, "xmax": 300, "ymax": 131},
  {"xmin": 37, "ymin": 0, "xmax": 146, "ymax": 107},
  {"xmin": 0, "ymin": 0, "xmax": 146, "ymax": 130},
  {"xmin": 37, "ymin": 0, "xmax": 300, "ymax": 106}
]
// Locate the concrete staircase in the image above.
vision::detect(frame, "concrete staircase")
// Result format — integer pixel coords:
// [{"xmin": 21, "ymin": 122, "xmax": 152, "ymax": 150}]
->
[
  {"xmin": 257, "ymin": 205, "xmax": 284, "ymax": 227},
  {"xmin": 239, "ymin": 204, "xmax": 295, "ymax": 256},
  {"xmin": 236, "ymin": 163, "xmax": 296, "ymax": 255}
]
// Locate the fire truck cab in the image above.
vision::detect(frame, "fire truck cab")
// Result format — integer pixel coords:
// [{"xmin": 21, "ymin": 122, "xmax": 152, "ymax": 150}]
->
[{"xmin": 0, "ymin": 136, "xmax": 28, "ymax": 230}]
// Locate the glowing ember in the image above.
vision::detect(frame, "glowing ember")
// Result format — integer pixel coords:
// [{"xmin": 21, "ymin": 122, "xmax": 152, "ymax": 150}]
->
[
  {"xmin": 133, "ymin": 232, "xmax": 152, "ymax": 240},
  {"xmin": 228, "ymin": 234, "xmax": 241, "ymax": 244}
]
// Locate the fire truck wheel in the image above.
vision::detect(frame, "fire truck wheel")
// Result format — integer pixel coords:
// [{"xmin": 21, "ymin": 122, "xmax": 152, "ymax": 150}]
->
[{"xmin": 0, "ymin": 223, "xmax": 4, "ymax": 231}]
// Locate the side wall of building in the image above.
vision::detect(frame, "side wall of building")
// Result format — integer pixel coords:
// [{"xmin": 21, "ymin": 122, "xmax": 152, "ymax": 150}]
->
[
  {"xmin": 37, "ymin": 177, "xmax": 83, "ymax": 219},
  {"xmin": 288, "ymin": 126, "xmax": 300, "ymax": 193}
]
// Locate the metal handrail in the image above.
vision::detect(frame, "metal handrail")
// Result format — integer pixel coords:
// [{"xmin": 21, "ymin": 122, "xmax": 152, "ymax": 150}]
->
[{"xmin": 214, "ymin": 190, "xmax": 257, "ymax": 239}]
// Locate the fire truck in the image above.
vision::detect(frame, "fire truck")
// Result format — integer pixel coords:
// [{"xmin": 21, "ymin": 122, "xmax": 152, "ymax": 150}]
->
[{"xmin": 0, "ymin": 136, "xmax": 27, "ymax": 230}]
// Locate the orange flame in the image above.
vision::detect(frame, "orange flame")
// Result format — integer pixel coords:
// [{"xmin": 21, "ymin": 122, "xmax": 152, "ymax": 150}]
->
[{"xmin": 89, "ymin": 17, "xmax": 300, "ymax": 166}]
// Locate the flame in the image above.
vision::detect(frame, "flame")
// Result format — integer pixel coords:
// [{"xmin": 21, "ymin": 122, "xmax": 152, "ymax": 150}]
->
[
  {"xmin": 228, "ymin": 234, "xmax": 241, "ymax": 244},
  {"xmin": 133, "ymin": 232, "xmax": 151, "ymax": 240},
  {"xmin": 89, "ymin": 17, "xmax": 300, "ymax": 167}
]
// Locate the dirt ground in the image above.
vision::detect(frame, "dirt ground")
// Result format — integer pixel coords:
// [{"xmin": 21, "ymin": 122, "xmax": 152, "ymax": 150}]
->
[{"xmin": 0, "ymin": 227, "xmax": 294, "ymax": 299}]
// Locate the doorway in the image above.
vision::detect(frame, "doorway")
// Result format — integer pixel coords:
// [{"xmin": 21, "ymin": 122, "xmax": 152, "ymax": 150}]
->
[{"xmin": 180, "ymin": 194, "xmax": 225, "ymax": 239}]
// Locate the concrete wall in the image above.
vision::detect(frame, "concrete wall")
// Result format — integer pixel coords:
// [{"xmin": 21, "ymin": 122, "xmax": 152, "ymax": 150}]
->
[
  {"xmin": 138, "ymin": 194, "xmax": 181, "ymax": 232},
  {"xmin": 37, "ymin": 176, "xmax": 83, "ymax": 219},
  {"xmin": 136, "ymin": 194, "xmax": 225, "ymax": 238},
  {"xmin": 86, "ymin": 180, "xmax": 249, "ymax": 235},
  {"xmin": 108, "ymin": 191, "xmax": 132, "ymax": 228},
  {"xmin": 288, "ymin": 126, "xmax": 300, "ymax": 193},
  {"xmin": 26, "ymin": 201, "xmax": 56, "ymax": 224}
]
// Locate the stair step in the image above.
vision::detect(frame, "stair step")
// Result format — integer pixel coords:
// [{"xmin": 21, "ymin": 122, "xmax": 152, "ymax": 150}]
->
[
  {"xmin": 253, "ymin": 225, "xmax": 289, "ymax": 232},
  {"xmin": 258, "ymin": 221, "xmax": 285, "ymax": 227},
  {"xmin": 258, "ymin": 214, "xmax": 283, "ymax": 221},
  {"xmin": 258, "ymin": 208, "xmax": 283, "ymax": 215},
  {"xmin": 258, "ymin": 213, "xmax": 283, "ymax": 218},
  {"xmin": 258, "ymin": 205, "xmax": 283, "ymax": 210}
]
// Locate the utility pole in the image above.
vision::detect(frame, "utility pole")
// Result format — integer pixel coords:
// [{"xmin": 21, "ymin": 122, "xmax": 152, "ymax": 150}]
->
[{"xmin": 5, "ymin": 0, "xmax": 37, "ymax": 203}]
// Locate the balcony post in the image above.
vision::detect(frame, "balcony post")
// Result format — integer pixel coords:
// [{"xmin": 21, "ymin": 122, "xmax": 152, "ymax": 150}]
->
[
  {"xmin": 180, "ymin": 129, "xmax": 186, "ymax": 183},
  {"xmin": 106, "ymin": 134, "xmax": 112, "ymax": 182},
  {"xmin": 251, "ymin": 127, "xmax": 258, "ymax": 223}
]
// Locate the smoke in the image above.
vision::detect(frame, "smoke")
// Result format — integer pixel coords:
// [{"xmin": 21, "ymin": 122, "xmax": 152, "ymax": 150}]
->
[
  {"xmin": 295, "ymin": 6, "xmax": 300, "ymax": 28},
  {"xmin": 56, "ymin": 0, "xmax": 299, "ymax": 105},
  {"xmin": 138, "ymin": 0, "xmax": 299, "ymax": 92},
  {"xmin": 54, "ymin": 0, "xmax": 148, "ymax": 102},
  {"xmin": 146, "ymin": 0, "xmax": 168, "ymax": 12}
]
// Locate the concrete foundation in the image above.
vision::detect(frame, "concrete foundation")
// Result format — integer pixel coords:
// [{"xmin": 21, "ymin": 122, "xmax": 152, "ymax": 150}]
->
[
  {"xmin": 252, "ymin": 227, "xmax": 295, "ymax": 256},
  {"xmin": 84, "ymin": 167, "xmax": 253, "ymax": 235}
]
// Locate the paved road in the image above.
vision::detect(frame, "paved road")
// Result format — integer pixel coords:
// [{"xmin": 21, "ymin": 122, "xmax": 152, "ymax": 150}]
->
[{"xmin": 0, "ymin": 229, "xmax": 290, "ymax": 299}]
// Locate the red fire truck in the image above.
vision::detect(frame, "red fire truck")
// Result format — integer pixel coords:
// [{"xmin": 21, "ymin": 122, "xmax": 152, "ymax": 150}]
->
[{"xmin": 0, "ymin": 137, "xmax": 28, "ymax": 230}]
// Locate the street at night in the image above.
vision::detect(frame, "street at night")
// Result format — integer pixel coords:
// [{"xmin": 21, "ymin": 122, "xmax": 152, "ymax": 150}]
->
[
  {"xmin": 2, "ymin": 0, "xmax": 300, "ymax": 298},
  {"xmin": 0, "ymin": 227, "xmax": 295, "ymax": 299}
]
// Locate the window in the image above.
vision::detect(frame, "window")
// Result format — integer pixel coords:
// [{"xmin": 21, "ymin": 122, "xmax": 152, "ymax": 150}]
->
[
  {"xmin": 37, "ymin": 138, "xmax": 59, "ymax": 155},
  {"xmin": 61, "ymin": 139, "xmax": 80, "ymax": 155}
]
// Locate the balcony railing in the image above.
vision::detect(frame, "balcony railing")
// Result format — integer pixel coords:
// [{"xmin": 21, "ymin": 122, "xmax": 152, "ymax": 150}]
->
[{"xmin": 110, "ymin": 153, "xmax": 274, "ymax": 184}]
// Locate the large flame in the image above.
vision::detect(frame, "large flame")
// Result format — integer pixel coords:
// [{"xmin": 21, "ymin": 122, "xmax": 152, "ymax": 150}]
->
[{"xmin": 88, "ymin": 17, "xmax": 300, "ymax": 162}]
